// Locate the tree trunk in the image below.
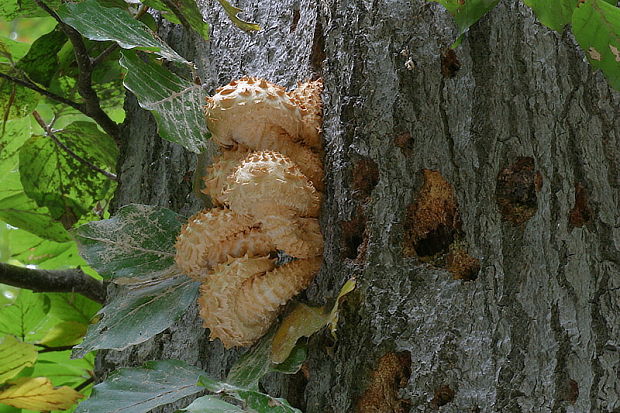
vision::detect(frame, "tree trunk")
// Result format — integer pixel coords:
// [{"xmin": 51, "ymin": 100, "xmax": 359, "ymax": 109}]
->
[{"xmin": 101, "ymin": 0, "xmax": 620, "ymax": 412}]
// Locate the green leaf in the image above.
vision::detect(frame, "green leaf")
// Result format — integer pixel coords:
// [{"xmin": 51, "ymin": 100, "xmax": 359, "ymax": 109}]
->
[
  {"xmin": 0, "ymin": 335, "xmax": 37, "ymax": 384},
  {"xmin": 72, "ymin": 275, "xmax": 199, "ymax": 357},
  {"xmin": 0, "ymin": 71, "xmax": 40, "ymax": 120},
  {"xmin": 20, "ymin": 350, "xmax": 93, "ymax": 388},
  {"xmin": 0, "ymin": 117, "xmax": 31, "ymax": 177},
  {"xmin": 0, "ymin": 0, "xmax": 62, "ymax": 20},
  {"xmin": 227, "ymin": 330, "xmax": 307, "ymax": 390},
  {"xmin": 0, "ymin": 36, "xmax": 30, "ymax": 63},
  {"xmin": 227, "ymin": 331, "xmax": 274, "ymax": 389},
  {"xmin": 270, "ymin": 344, "xmax": 307, "ymax": 375},
  {"xmin": 0, "ymin": 176, "xmax": 71, "ymax": 242},
  {"xmin": 140, "ymin": 0, "xmax": 210, "ymax": 40},
  {"xmin": 0, "ymin": 289, "xmax": 51, "ymax": 342},
  {"xmin": 74, "ymin": 360, "xmax": 206, "ymax": 413},
  {"xmin": 16, "ymin": 26, "xmax": 67, "ymax": 87},
  {"xmin": 180, "ymin": 395, "xmax": 244, "ymax": 413},
  {"xmin": 428, "ymin": 0, "xmax": 499, "ymax": 40},
  {"xmin": 216, "ymin": 0, "xmax": 261, "ymax": 32},
  {"xmin": 119, "ymin": 50, "xmax": 209, "ymax": 153},
  {"xmin": 46, "ymin": 292, "xmax": 100, "ymax": 324},
  {"xmin": 197, "ymin": 376, "xmax": 301, "ymax": 413},
  {"xmin": 523, "ymin": 0, "xmax": 578, "ymax": 32},
  {"xmin": 573, "ymin": 0, "xmax": 620, "ymax": 90},
  {"xmin": 57, "ymin": 0, "xmax": 189, "ymax": 63},
  {"xmin": 18, "ymin": 121, "xmax": 117, "ymax": 223},
  {"xmin": 38, "ymin": 321, "xmax": 87, "ymax": 347},
  {"xmin": 74, "ymin": 204, "xmax": 184, "ymax": 280},
  {"xmin": 6, "ymin": 228, "xmax": 85, "ymax": 269}
]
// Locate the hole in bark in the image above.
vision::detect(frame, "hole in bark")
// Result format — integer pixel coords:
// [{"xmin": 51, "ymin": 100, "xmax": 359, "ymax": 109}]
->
[
  {"xmin": 341, "ymin": 207, "xmax": 368, "ymax": 261},
  {"xmin": 440, "ymin": 48, "xmax": 461, "ymax": 78},
  {"xmin": 403, "ymin": 169, "xmax": 461, "ymax": 258},
  {"xmin": 310, "ymin": 20, "xmax": 325, "ymax": 73},
  {"xmin": 352, "ymin": 157, "xmax": 380, "ymax": 202},
  {"xmin": 568, "ymin": 183, "xmax": 593, "ymax": 228},
  {"xmin": 290, "ymin": 7, "xmax": 300, "ymax": 32},
  {"xmin": 430, "ymin": 384, "xmax": 455, "ymax": 409},
  {"xmin": 394, "ymin": 132, "xmax": 414, "ymax": 155},
  {"xmin": 558, "ymin": 378, "xmax": 579, "ymax": 404},
  {"xmin": 283, "ymin": 366, "xmax": 309, "ymax": 409},
  {"xmin": 446, "ymin": 242, "xmax": 480, "ymax": 281},
  {"xmin": 356, "ymin": 351, "xmax": 412, "ymax": 413},
  {"xmin": 496, "ymin": 156, "xmax": 541, "ymax": 225}
]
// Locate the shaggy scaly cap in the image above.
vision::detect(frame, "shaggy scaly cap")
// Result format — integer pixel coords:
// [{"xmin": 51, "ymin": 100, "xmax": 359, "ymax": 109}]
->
[
  {"xmin": 289, "ymin": 78, "xmax": 323, "ymax": 150},
  {"xmin": 174, "ymin": 209, "xmax": 274, "ymax": 280},
  {"xmin": 205, "ymin": 77, "xmax": 303, "ymax": 150},
  {"xmin": 198, "ymin": 255, "xmax": 322, "ymax": 348},
  {"xmin": 221, "ymin": 151, "xmax": 321, "ymax": 219}
]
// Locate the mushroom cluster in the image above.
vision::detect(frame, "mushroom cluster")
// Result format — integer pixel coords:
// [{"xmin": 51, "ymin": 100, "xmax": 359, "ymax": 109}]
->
[{"xmin": 175, "ymin": 77, "xmax": 324, "ymax": 348}]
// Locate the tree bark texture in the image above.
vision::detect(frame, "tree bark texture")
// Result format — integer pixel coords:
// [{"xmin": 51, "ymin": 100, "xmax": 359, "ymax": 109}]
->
[{"xmin": 101, "ymin": 1, "xmax": 620, "ymax": 412}]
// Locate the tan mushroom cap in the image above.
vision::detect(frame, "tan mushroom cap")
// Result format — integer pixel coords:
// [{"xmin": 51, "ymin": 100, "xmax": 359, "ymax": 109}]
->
[
  {"xmin": 202, "ymin": 147, "xmax": 250, "ymax": 206},
  {"xmin": 198, "ymin": 255, "xmax": 322, "ymax": 348},
  {"xmin": 205, "ymin": 77, "xmax": 303, "ymax": 150},
  {"xmin": 289, "ymin": 78, "xmax": 323, "ymax": 150},
  {"xmin": 260, "ymin": 215, "xmax": 323, "ymax": 259},
  {"xmin": 221, "ymin": 151, "xmax": 321, "ymax": 219},
  {"xmin": 174, "ymin": 209, "xmax": 274, "ymax": 280}
]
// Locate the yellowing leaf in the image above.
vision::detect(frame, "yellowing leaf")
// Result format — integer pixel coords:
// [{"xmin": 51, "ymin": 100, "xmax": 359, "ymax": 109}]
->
[
  {"xmin": 0, "ymin": 335, "xmax": 37, "ymax": 384},
  {"xmin": 271, "ymin": 304, "xmax": 329, "ymax": 364},
  {"xmin": 216, "ymin": 0, "xmax": 261, "ymax": 32},
  {"xmin": 327, "ymin": 277, "xmax": 356, "ymax": 338},
  {"xmin": 0, "ymin": 377, "xmax": 83, "ymax": 410},
  {"xmin": 271, "ymin": 278, "xmax": 356, "ymax": 364}
]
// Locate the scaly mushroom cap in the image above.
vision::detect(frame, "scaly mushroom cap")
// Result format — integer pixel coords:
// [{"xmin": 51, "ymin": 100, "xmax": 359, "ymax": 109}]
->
[
  {"xmin": 205, "ymin": 77, "xmax": 303, "ymax": 150},
  {"xmin": 174, "ymin": 209, "xmax": 274, "ymax": 280},
  {"xmin": 202, "ymin": 147, "xmax": 250, "ymax": 206},
  {"xmin": 221, "ymin": 151, "xmax": 321, "ymax": 218},
  {"xmin": 260, "ymin": 215, "xmax": 323, "ymax": 259},
  {"xmin": 199, "ymin": 255, "xmax": 322, "ymax": 347},
  {"xmin": 288, "ymin": 79, "xmax": 323, "ymax": 150}
]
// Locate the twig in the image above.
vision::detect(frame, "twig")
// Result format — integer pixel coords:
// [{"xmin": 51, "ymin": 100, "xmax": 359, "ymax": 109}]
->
[
  {"xmin": 75, "ymin": 377, "xmax": 95, "ymax": 392},
  {"xmin": 91, "ymin": 43, "xmax": 119, "ymax": 67},
  {"xmin": 0, "ymin": 72, "xmax": 83, "ymax": 112},
  {"xmin": 36, "ymin": 344, "xmax": 76, "ymax": 353},
  {"xmin": 0, "ymin": 262, "xmax": 105, "ymax": 304},
  {"xmin": 33, "ymin": 111, "xmax": 118, "ymax": 181},
  {"xmin": 34, "ymin": 0, "xmax": 121, "ymax": 146}
]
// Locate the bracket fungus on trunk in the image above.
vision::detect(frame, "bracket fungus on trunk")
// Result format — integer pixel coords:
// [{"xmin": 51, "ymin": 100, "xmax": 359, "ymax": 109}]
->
[{"xmin": 175, "ymin": 77, "xmax": 324, "ymax": 348}]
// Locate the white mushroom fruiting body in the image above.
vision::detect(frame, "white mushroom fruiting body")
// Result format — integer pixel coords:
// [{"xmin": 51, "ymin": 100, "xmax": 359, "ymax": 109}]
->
[{"xmin": 175, "ymin": 77, "xmax": 324, "ymax": 348}]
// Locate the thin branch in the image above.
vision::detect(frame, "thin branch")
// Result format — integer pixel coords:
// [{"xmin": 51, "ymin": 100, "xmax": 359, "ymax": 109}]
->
[
  {"xmin": 33, "ymin": 111, "xmax": 118, "ymax": 181},
  {"xmin": 75, "ymin": 377, "xmax": 94, "ymax": 392},
  {"xmin": 36, "ymin": 344, "xmax": 76, "ymax": 353},
  {"xmin": 0, "ymin": 262, "xmax": 105, "ymax": 304},
  {"xmin": 0, "ymin": 71, "xmax": 83, "ymax": 111},
  {"xmin": 91, "ymin": 43, "xmax": 119, "ymax": 67},
  {"xmin": 34, "ymin": 0, "xmax": 121, "ymax": 146}
]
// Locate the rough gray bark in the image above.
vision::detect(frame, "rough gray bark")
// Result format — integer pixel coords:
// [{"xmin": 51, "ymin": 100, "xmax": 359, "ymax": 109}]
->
[{"xmin": 101, "ymin": 0, "xmax": 620, "ymax": 412}]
